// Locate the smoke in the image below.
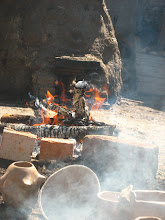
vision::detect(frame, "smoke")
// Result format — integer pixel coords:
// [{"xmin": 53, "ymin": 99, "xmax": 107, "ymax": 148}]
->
[
  {"xmin": 39, "ymin": 165, "xmax": 100, "ymax": 220},
  {"xmin": 80, "ymin": 98, "xmax": 164, "ymax": 192}
]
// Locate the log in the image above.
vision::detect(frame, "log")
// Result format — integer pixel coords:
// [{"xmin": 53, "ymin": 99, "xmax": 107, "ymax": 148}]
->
[
  {"xmin": 7, "ymin": 124, "xmax": 116, "ymax": 140},
  {"xmin": 1, "ymin": 114, "xmax": 33, "ymax": 124},
  {"xmin": 48, "ymin": 104, "xmax": 73, "ymax": 119},
  {"xmin": 73, "ymin": 88, "xmax": 89, "ymax": 120}
]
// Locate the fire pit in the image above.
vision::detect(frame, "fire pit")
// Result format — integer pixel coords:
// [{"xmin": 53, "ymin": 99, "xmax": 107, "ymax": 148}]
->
[{"xmin": 1, "ymin": 80, "xmax": 116, "ymax": 140}]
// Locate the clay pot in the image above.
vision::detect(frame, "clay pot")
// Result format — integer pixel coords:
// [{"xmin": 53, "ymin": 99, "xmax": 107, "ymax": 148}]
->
[
  {"xmin": 0, "ymin": 161, "xmax": 46, "ymax": 208},
  {"xmin": 133, "ymin": 190, "xmax": 165, "ymax": 219},
  {"xmin": 39, "ymin": 165, "xmax": 100, "ymax": 220},
  {"xmin": 135, "ymin": 217, "xmax": 162, "ymax": 220},
  {"xmin": 96, "ymin": 189, "xmax": 165, "ymax": 220},
  {"xmin": 96, "ymin": 191, "xmax": 120, "ymax": 220},
  {"xmin": 96, "ymin": 189, "xmax": 135, "ymax": 220}
]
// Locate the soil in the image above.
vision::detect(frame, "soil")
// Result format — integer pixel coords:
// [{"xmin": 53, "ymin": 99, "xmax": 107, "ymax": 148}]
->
[{"xmin": 0, "ymin": 96, "xmax": 165, "ymax": 219}]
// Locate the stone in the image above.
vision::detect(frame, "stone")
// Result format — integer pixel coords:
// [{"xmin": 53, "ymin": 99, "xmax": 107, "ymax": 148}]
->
[
  {"xmin": 0, "ymin": 128, "xmax": 37, "ymax": 161},
  {"xmin": 82, "ymin": 135, "xmax": 159, "ymax": 183},
  {"xmin": 39, "ymin": 138, "xmax": 75, "ymax": 161}
]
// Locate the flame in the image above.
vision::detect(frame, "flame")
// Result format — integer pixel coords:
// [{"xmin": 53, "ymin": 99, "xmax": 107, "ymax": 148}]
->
[
  {"xmin": 55, "ymin": 81, "xmax": 71, "ymax": 104},
  {"xmin": 33, "ymin": 81, "xmax": 109, "ymax": 126},
  {"xmin": 85, "ymin": 87, "xmax": 107, "ymax": 111},
  {"xmin": 78, "ymin": 139, "xmax": 83, "ymax": 144},
  {"xmin": 102, "ymin": 83, "xmax": 111, "ymax": 96},
  {"xmin": 45, "ymin": 90, "xmax": 54, "ymax": 104},
  {"xmin": 25, "ymin": 102, "xmax": 29, "ymax": 108},
  {"xmin": 91, "ymin": 89, "xmax": 106, "ymax": 110}
]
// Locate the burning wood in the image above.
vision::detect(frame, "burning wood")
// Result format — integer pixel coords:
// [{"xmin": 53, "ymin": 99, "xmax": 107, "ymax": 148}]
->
[
  {"xmin": 72, "ymin": 80, "xmax": 89, "ymax": 120},
  {"xmin": 7, "ymin": 124, "xmax": 116, "ymax": 140},
  {"xmin": 27, "ymin": 80, "xmax": 111, "ymax": 127},
  {"xmin": 0, "ymin": 80, "xmax": 116, "ymax": 140},
  {"xmin": 1, "ymin": 114, "xmax": 33, "ymax": 124}
]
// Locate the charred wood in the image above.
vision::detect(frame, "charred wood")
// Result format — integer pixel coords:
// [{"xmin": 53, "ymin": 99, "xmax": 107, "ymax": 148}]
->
[
  {"xmin": 1, "ymin": 114, "xmax": 34, "ymax": 125},
  {"xmin": 72, "ymin": 87, "xmax": 89, "ymax": 120},
  {"xmin": 48, "ymin": 104, "xmax": 74, "ymax": 119},
  {"xmin": 7, "ymin": 124, "xmax": 116, "ymax": 140}
]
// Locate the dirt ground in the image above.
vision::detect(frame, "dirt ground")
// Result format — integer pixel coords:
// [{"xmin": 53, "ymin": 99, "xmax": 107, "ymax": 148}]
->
[{"xmin": 0, "ymin": 96, "xmax": 165, "ymax": 219}]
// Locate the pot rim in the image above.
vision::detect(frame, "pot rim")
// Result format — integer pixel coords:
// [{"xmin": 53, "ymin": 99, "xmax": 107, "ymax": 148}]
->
[
  {"xmin": 97, "ymin": 191, "xmax": 120, "ymax": 202},
  {"xmin": 135, "ymin": 217, "xmax": 162, "ymax": 220},
  {"xmin": 13, "ymin": 161, "xmax": 33, "ymax": 168},
  {"xmin": 38, "ymin": 164, "xmax": 101, "ymax": 220}
]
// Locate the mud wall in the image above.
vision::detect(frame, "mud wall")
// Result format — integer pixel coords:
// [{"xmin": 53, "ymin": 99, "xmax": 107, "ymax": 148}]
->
[
  {"xmin": 0, "ymin": 0, "xmax": 165, "ymax": 98},
  {"xmin": 0, "ymin": 0, "xmax": 122, "ymax": 98}
]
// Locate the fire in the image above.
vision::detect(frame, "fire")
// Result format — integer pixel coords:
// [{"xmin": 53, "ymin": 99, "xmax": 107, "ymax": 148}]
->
[
  {"xmin": 25, "ymin": 102, "xmax": 29, "ymax": 108},
  {"xmin": 45, "ymin": 90, "xmax": 54, "ymax": 104},
  {"xmin": 54, "ymin": 81, "xmax": 71, "ymax": 104},
  {"xmin": 33, "ymin": 81, "xmax": 109, "ymax": 126},
  {"xmin": 33, "ymin": 108, "xmax": 58, "ymax": 126},
  {"xmin": 85, "ymin": 86, "xmax": 107, "ymax": 110}
]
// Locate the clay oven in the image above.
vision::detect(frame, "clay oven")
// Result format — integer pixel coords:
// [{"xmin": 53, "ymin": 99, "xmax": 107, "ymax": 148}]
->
[{"xmin": 0, "ymin": 0, "xmax": 122, "ymax": 98}]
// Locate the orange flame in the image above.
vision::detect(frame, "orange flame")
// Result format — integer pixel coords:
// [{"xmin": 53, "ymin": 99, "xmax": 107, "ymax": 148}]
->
[
  {"xmin": 25, "ymin": 102, "xmax": 29, "ymax": 108},
  {"xmin": 45, "ymin": 90, "xmax": 54, "ymax": 104},
  {"xmin": 91, "ymin": 88, "xmax": 106, "ymax": 110},
  {"xmin": 33, "ymin": 81, "xmax": 109, "ymax": 126},
  {"xmin": 55, "ymin": 81, "xmax": 71, "ymax": 103},
  {"xmin": 85, "ymin": 87, "xmax": 107, "ymax": 110}
]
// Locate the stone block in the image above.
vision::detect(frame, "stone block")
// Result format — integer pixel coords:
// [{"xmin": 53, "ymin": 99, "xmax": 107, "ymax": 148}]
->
[
  {"xmin": 39, "ymin": 138, "xmax": 75, "ymax": 161},
  {"xmin": 82, "ymin": 135, "xmax": 159, "ymax": 182},
  {"xmin": 0, "ymin": 128, "xmax": 37, "ymax": 161}
]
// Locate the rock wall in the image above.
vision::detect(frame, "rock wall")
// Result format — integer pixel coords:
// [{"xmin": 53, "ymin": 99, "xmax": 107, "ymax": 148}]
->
[{"xmin": 0, "ymin": 0, "xmax": 122, "ymax": 98}]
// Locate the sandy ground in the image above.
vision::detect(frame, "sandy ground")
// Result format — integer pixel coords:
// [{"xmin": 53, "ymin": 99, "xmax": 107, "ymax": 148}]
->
[{"xmin": 92, "ymin": 98, "xmax": 165, "ymax": 167}]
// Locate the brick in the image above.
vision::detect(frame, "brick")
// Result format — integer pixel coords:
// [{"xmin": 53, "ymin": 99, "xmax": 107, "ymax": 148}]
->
[
  {"xmin": 0, "ymin": 128, "xmax": 37, "ymax": 161},
  {"xmin": 82, "ymin": 135, "xmax": 159, "ymax": 180},
  {"xmin": 39, "ymin": 138, "xmax": 75, "ymax": 161}
]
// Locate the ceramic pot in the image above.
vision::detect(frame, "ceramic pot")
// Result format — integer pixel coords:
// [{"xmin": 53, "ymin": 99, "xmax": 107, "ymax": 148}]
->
[
  {"xmin": 0, "ymin": 161, "xmax": 46, "ymax": 208},
  {"xmin": 135, "ymin": 217, "xmax": 162, "ymax": 220},
  {"xmin": 133, "ymin": 190, "xmax": 165, "ymax": 219},
  {"xmin": 39, "ymin": 165, "xmax": 100, "ymax": 220},
  {"xmin": 96, "ymin": 189, "xmax": 165, "ymax": 220},
  {"xmin": 96, "ymin": 191, "xmax": 120, "ymax": 220},
  {"xmin": 96, "ymin": 189, "xmax": 135, "ymax": 220}
]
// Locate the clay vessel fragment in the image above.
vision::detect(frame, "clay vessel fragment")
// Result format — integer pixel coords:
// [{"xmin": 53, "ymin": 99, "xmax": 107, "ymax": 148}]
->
[
  {"xmin": 0, "ymin": 161, "xmax": 46, "ymax": 208},
  {"xmin": 39, "ymin": 165, "xmax": 100, "ymax": 220},
  {"xmin": 135, "ymin": 217, "xmax": 162, "ymax": 220},
  {"xmin": 133, "ymin": 190, "xmax": 165, "ymax": 219},
  {"xmin": 96, "ymin": 191, "xmax": 120, "ymax": 220}
]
